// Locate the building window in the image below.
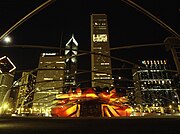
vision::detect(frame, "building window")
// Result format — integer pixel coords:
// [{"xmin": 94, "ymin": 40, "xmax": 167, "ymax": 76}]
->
[
  {"xmin": 44, "ymin": 78, "xmax": 53, "ymax": 80},
  {"xmin": 100, "ymin": 62, "xmax": 109, "ymax": 65}
]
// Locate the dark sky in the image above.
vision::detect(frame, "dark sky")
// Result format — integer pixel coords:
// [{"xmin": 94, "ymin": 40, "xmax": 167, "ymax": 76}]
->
[{"xmin": 0, "ymin": 0, "xmax": 180, "ymax": 81}]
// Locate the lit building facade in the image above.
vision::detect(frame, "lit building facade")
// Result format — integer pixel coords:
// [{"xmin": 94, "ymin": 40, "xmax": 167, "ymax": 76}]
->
[
  {"xmin": 64, "ymin": 35, "xmax": 78, "ymax": 89},
  {"xmin": 33, "ymin": 53, "xmax": 65, "ymax": 111},
  {"xmin": 0, "ymin": 56, "xmax": 16, "ymax": 113},
  {"xmin": 91, "ymin": 14, "xmax": 113, "ymax": 88},
  {"xmin": 0, "ymin": 73, "xmax": 14, "ymax": 105},
  {"xmin": 16, "ymin": 72, "xmax": 36, "ymax": 110},
  {"xmin": 132, "ymin": 59, "xmax": 179, "ymax": 107}
]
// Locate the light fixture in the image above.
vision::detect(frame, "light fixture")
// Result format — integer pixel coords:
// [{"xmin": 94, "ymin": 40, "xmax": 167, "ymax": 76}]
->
[{"xmin": 3, "ymin": 36, "xmax": 12, "ymax": 43}]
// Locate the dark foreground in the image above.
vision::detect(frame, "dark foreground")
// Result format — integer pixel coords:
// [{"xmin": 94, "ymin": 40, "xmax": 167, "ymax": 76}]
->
[{"xmin": 0, "ymin": 116, "xmax": 180, "ymax": 134}]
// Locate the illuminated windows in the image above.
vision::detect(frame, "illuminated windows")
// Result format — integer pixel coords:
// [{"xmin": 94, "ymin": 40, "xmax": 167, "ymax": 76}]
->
[
  {"xmin": 93, "ymin": 34, "xmax": 108, "ymax": 42},
  {"xmin": 44, "ymin": 78, "xmax": 53, "ymax": 80},
  {"xmin": 96, "ymin": 73, "xmax": 107, "ymax": 76},
  {"xmin": 133, "ymin": 59, "xmax": 175, "ymax": 105},
  {"xmin": 64, "ymin": 35, "xmax": 78, "ymax": 87},
  {"xmin": 94, "ymin": 77, "xmax": 111, "ymax": 80},
  {"xmin": 33, "ymin": 54, "xmax": 65, "ymax": 109},
  {"xmin": 100, "ymin": 62, "xmax": 109, "ymax": 65},
  {"xmin": 91, "ymin": 14, "xmax": 113, "ymax": 87},
  {"xmin": 93, "ymin": 47, "xmax": 102, "ymax": 50}
]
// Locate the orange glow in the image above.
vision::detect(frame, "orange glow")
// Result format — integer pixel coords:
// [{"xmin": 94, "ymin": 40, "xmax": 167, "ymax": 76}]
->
[
  {"xmin": 102, "ymin": 104, "xmax": 132, "ymax": 117},
  {"xmin": 64, "ymin": 104, "xmax": 78, "ymax": 116},
  {"xmin": 110, "ymin": 89, "xmax": 117, "ymax": 98},
  {"xmin": 56, "ymin": 94, "xmax": 69, "ymax": 99},
  {"xmin": 51, "ymin": 104, "xmax": 79, "ymax": 117},
  {"xmin": 119, "ymin": 96, "xmax": 128, "ymax": 103},
  {"xmin": 110, "ymin": 89, "xmax": 116, "ymax": 94},
  {"xmin": 109, "ymin": 98, "xmax": 117, "ymax": 102},
  {"xmin": 102, "ymin": 94, "xmax": 109, "ymax": 98},
  {"xmin": 76, "ymin": 87, "xmax": 82, "ymax": 93},
  {"xmin": 125, "ymin": 108, "xmax": 133, "ymax": 116},
  {"xmin": 102, "ymin": 105, "xmax": 111, "ymax": 117},
  {"xmin": 107, "ymin": 105, "xmax": 119, "ymax": 117},
  {"xmin": 52, "ymin": 87, "xmax": 132, "ymax": 117},
  {"xmin": 99, "ymin": 92, "xmax": 110, "ymax": 101},
  {"xmin": 76, "ymin": 87, "xmax": 82, "ymax": 96},
  {"xmin": 85, "ymin": 93, "xmax": 98, "ymax": 98}
]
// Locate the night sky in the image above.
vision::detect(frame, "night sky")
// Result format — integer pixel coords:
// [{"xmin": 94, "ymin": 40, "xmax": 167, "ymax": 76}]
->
[{"xmin": 0, "ymin": 0, "xmax": 180, "ymax": 81}]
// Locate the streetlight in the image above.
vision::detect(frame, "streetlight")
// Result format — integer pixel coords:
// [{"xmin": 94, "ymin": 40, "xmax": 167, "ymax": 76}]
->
[
  {"xmin": 2, "ymin": 103, "xmax": 9, "ymax": 109},
  {"xmin": 3, "ymin": 36, "xmax": 12, "ymax": 43},
  {"xmin": 0, "ymin": 103, "xmax": 9, "ymax": 114}
]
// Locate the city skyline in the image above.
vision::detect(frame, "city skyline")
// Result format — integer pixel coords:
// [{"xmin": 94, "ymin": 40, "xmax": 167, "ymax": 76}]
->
[
  {"xmin": 0, "ymin": 0, "xmax": 179, "ymax": 74},
  {"xmin": 0, "ymin": 1, "xmax": 180, "ymax": 118}
]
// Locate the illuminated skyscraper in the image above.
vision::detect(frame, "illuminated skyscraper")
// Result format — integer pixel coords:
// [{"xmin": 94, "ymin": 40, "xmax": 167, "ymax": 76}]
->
[
  {"xmin": 64, "ymin": 34, "xmax": 78, "ymax": 88},
  {"xmin": 132, "ymin": 59, "xmax": 179, "ymax": 108},
  {"xmin": 91, "ymin": 14, "xmax": 113, "ymax": 88},
  {"xmin": 16, "ymin": 72, "xmax": 36, "ymax": 110},
  {"xmin": 33, "ymin": 53, "xmax": 65, "ymax": 112}
]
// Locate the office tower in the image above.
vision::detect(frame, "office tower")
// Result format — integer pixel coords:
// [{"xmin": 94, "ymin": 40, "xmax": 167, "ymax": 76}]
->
[
  {"xmin": 132, "ymin": 59, "xmax": 179, "ymax": 108},
  {"xmin": 91, "ymin": 14, "xmax": 113, "ymax": 88},
  {"xmin": 16, "ymin": 72, "xmax": 36, "ymax": 110},
  {"xmin": 0, "ymin": 56, "xmax": 16, "ymax": 113},
  {"xmin": 64, "ymin": 35, "xmax": 78, "ymax": 88},
  {"xmin": 33, "ymin": 53, "xmax": 65, "ymax": 113}
]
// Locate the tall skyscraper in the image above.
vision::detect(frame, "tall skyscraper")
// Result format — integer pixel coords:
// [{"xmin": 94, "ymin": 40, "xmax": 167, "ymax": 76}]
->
[
  {"xmin": 16, "ymin": 72, "xmax": 36, "ymax": 110},
  {"xmin": 132, "ymin": 59, "xmax": 179, "ymax": 108},
  {"xmin": 91, "ymin": 14, "xmax": 113, "ymax": 88},
  {"xmin": 33, "ymin": 53, "xmax": 65, "ymax": 113},
  {"xmin": 64, "ymin": 34, "xmax": 78, "ymax": 89},
  {"xmin": 0, "ymin": 56, "xmax": 16, "ymax": 113}
]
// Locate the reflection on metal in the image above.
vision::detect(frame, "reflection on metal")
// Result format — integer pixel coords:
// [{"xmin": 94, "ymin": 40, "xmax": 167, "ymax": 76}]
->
[
  {"xmin": 121, "ymin": 0, "xmax": 180, "ymax": 40},
  {"xmin": 51, "ymin": 88, "xmax": 132, "ymax": 117},
  {"xmin": 0, "ymin": 0, "xmax": 56, "ymax": 41},
  {"xmin": 164, "ymin": 37, "xmax": 180, "ymax": 73}
]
